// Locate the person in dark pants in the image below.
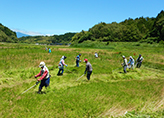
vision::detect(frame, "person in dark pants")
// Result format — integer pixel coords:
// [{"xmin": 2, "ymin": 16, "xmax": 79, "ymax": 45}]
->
[
  {"xmin": 57, "ymin": 56, "xmax": 67, "ymax": 75},
  {"xmin": 136, "ymin": 54, "xmax": 144, "ymax": 68},
  {"xmin": 75, "ymin": 54, "xmax": 81, "ymax": 67},
  {"xmin": 35, "ymin": 62, "xmax": 50, "ymax": 94},
  {"xmin": 84, "ymin": 59, "xmax": 92, "ymax": 81},
  {"xmin": 122, "ymin": 55, "xmax": 127, "ymax": 73}
]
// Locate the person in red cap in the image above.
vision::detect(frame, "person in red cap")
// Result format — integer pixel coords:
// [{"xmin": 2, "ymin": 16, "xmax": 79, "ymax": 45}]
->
[{"xmin": 84, "ymin": 59, "xmax": 92, "ymax": 81}]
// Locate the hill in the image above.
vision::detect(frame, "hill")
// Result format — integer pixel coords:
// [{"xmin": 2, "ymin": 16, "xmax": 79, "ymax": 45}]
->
[
  {"xmin": 71, "ymin": 10, "xmax": 164, "ymax": 44},
  {"xmin": 0, "ymin": 23, "xmax": 18, "ymax": 43},
  {"xmin": 18, "ymin": 32, "xmax": 76, "ymax": 44}
]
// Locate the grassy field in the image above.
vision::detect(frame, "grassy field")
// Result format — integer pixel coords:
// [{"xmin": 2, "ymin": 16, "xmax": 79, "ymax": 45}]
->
[{"xmin": 0, "ymin": 42, "xmax": 164, "ymax": 117}]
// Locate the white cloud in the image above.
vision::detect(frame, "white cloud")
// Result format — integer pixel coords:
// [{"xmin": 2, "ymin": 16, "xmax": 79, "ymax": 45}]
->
[
  {"xmin": 45, "ymin": 34, "xmax": 53, "ymax": 36},
  {"xmin": 12, "ymin": 28, "xmax": 78, "ymax": 36},
  {"xmin": 12, "ymin": 29, "xmax": 44, "ymax": 36}
]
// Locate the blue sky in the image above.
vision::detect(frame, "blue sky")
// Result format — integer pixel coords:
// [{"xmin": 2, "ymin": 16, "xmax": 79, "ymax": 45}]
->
[{"xmin": 0, "ymin": 0, "xmax": 163, "ymax": 36}]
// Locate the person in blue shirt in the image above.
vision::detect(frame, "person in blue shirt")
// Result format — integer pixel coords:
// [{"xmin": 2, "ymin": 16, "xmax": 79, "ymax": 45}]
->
[
  {"xmin": 128, "ymin": 56, "xmax": 135, "ymax": 70},
  {"xmin": 48, "ymin": 48, "xmax": 51, "ymax": 53},
  {"xmin": 75, "ymin": 54, "xmax": 81, "ymax": 67}
]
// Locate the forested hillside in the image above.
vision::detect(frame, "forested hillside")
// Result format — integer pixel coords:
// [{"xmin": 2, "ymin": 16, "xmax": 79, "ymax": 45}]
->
[
  {"xmin": 71, "ymin": 10, "xmax": 164, "ymax": 44},
  {"xmin": 18, "ymin": 32, "xmax": 76, "ymax": 44},
  {"xmin": 0, "ymin": 23, "xmax": 18, "ymax": 43}
]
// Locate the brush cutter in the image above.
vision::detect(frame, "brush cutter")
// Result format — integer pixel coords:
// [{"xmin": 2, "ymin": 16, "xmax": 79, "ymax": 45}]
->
[
  {"xmin": 112, "ymin": 67, "xmax": 122, "ymax": 72},
  {"xmin": 64, "ymin": 68, "xmax": 72, "ymax": 73},
  {"xmin": 21, "ymin": 81, "xmax": 40, "ymax": 94},
  {"xmin": 76, "ymin": 74, "xmax": 85, "ymax": 81}
]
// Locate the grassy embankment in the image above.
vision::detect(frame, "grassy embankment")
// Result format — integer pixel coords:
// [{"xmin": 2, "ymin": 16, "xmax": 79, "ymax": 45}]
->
[{"xmin": 0, "ymin": 42, "xmax": 164, "ymax": 117}]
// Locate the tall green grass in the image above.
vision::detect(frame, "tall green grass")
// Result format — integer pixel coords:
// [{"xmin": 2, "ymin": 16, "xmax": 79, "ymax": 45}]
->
[{"xmin": 0, "ymin": 42, "xmax": 164, "ymax": 117}]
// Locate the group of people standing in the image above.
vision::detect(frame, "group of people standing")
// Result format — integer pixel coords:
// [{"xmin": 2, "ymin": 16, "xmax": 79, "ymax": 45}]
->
[
  {"xmin": 122, "ymin": 54, "xmax": 144, "ymax": 73},
  {"xmin": 34, "ymin": 50, "xmax": 143, "ymax": 94},
  {"xmin": 57, "ymin": 54, "xmax": 93, "ymax": 80},
  {"xmin": 34, "ymin": 53, "xmax": 93, "ymax": 93}
]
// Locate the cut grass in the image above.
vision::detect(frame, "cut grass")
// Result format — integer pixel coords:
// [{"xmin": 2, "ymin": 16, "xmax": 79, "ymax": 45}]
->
[
  {"xmin": 0, "ymin": 42, "xmax": 164, "ymax": 117},
  {"xmin": 0, "ymin": 78, "xmax": 163, "ymax": 117}
]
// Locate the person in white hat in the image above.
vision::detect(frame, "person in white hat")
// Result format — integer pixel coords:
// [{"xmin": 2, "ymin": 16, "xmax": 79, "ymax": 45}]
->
[
  {"xmin": 35, "ymin": 61, "xmax": 50, "ymax": 93},
  {"xmin": 57, "ymin": 56, "xmax": 67, "ymax": 75},
  {"xmin": 94, "ymin": 52, "xmax": 98, "ymax": 58},
  {"xmin": 122, "ymin": 56, "xmax": 127, "ymax": 73},
  {"xmin": 128, "ymin": 56, "xmax": 135, "ymax": 70}
]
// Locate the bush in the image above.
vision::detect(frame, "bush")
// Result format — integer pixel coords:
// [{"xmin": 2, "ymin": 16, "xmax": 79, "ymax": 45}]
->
[
  {"xmin": 159, "ymin": 40, "xmax": 164, "ymax": 45},
  {"xmin": 146, "ymin": 37, "xmax": 159, "ymax": 44},
  {"xmin": 71, "ymin": 40, "xmax": 115, "ymax": 49}
]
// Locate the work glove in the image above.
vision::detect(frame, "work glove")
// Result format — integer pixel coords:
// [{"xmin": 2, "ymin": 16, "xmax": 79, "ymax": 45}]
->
[
  {"xmin": 66, "ymin": 65, "xmax": 68, "ymax": 67},
  {"xmin": 34, "ymin": 76, "xmax": 37, "ymax": 78},
  {"xmin": 80, "ymin": 60, "xmax": 81, "ymax": 62},
  {"xmin": 36, "ymin": 81, "xmax": 40, "ymax": 85}
]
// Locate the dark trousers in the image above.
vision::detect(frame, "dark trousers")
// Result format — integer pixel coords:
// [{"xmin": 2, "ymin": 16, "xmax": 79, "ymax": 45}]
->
[
  {"xmin": 136, "ymin": 62, "xmax": 142, "ymax": 68},
  {"xmin": 39, "ymin": 77, "xmax": 50, "ymax": 90},
  {"xmin": 87, "ymin": 71, "xmax": 92, "ymax": 80},
  {"xmin": 57, "ymin": 69, "xmax": 64, "ymax": 75},
  {"xmin": 76, "ymin": 60, "xmax": 79, "ymax": 67}
]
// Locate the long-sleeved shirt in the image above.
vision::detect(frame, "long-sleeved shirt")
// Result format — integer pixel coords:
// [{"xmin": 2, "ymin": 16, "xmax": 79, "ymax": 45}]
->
[
  {"xmin": 35, "ymin": 66, "xmax": 50, "ymax": 81},
  {"xmin": 123, "ymin": 58, "xmax": 128, "ymax": 66},
  {"xmin": 128, "ymin": 58, "xmax": 135, "ymax": 65},
  {"xmin": 48, "ymin": 49, "xmax": 51, "ymax": 53},
  {"xmin": 95, "ymin": 53, "xmax": 98, "ymax": 58},
  {"xmin": 136, "ymin": 56, "xmax": 143, "ymax": 62},
  {"xmin": 76, "ymin": 55, "xmax": 80, "ymax": 61},
  {"xmin": 85, "ymin": 62, "xmax": 93, "ymax": 72},
  {"xmin": 58, "ymin": 58, "xmax": 66, "ymax": 69}
]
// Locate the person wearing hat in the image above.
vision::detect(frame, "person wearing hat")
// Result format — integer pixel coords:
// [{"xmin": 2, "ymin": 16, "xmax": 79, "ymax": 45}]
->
[
  {"xmin": 35, "ymin": 61, "xmax": 50, "ymax": 94},
  {"xmin": 75, "ymin": 54, "xmax": 81, "ymax": 67},
  {"xmin": 128, "ymin": 56, "xmax": 135, "ymax": 70},
  {"xmin": 94, "ymin": 52, "xmax": 98, "ymax": 58},
  {"xmin": 122, "ymin": 56, "xmax": 128, "ymax": 73},
  {"xmin": 136, "ymin": 54, "xmax": 144, "ymax": 68},
  {"xmin": 84, "ymin": 59, "xmax": 92, "ymax": 80},
  {"xmin": 57, "ymin": 56, "xmax": 67, "ymax": 75}
]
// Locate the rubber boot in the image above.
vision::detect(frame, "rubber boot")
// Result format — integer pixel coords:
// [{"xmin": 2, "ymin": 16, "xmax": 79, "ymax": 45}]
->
[{"xmin": 37, "ymin": 89, "xmax": 41, "ymax": 94}]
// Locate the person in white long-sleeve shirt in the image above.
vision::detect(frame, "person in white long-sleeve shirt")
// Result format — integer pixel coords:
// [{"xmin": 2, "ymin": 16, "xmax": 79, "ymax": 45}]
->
[
  {"xmin": 122, "ymin": 55, "xmax": 127, "ymax": 73},
  {"xmin": 128, "ymin": 56, "xmax": 135, "ymax": 70},
  {"xmin": 57, "ymin": 56, "xmax": 67, "ymax": 75}
]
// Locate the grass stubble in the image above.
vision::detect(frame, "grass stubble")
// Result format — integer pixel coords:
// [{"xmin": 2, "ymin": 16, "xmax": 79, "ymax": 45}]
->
[{"xmin": 0, "ymin": 42, "xmax": 164, "ymax": 117}]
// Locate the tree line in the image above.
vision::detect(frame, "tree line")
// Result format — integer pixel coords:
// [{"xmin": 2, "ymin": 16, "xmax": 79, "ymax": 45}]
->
[
  {"xmin": 0, "ymin": 10, "xmax": 163, "ymax": 44},
  {"xmin": 18, "ymin": 33, "xmax": 76, "ymax": 44},
  {"xmin": 71, "ymin": 10, "xmax": 164, "ymax": 44}
]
